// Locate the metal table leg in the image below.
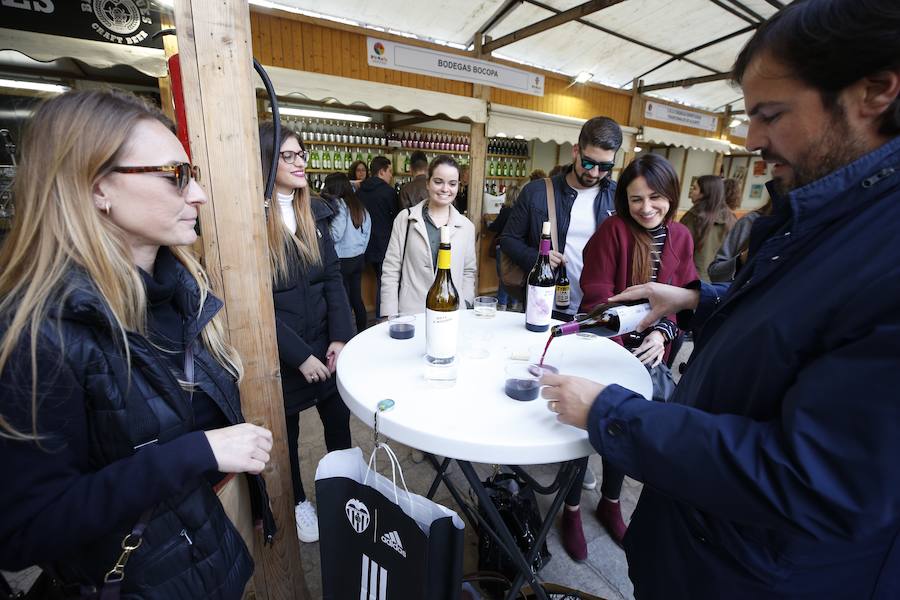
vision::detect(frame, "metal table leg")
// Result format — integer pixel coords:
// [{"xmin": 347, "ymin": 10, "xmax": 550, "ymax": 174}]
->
[{"xmin": 456, "ymin": 461, "xmax": 551, "ymax": 600}]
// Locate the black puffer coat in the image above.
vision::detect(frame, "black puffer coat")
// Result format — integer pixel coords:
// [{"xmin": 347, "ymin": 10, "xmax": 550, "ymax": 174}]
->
[
  {"xmin": 273, "ymin": 198, "xmax": 354, "ymax": 414},
  {"xmin": 0, "ymin": 248, "xmax": 275, "ymax": 598}
]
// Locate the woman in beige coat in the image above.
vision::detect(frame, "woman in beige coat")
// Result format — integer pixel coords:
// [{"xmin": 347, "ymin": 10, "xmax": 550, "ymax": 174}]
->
[{"xmin": 381, "ymin": 155, "xmax": 476, "ymax": 316}]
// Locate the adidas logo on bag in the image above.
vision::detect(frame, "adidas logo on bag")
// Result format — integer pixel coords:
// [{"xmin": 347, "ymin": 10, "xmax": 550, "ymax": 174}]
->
[{"xmin": 380, "ymin": 530, "xmax": 406, "ymax": 557}]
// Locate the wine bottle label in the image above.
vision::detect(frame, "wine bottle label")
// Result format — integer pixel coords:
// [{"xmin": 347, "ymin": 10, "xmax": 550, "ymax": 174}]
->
[
  {"xmin": 425, "ymin": 308, "xmax": 459, "ymax": 360},
  {"xmin": 436, "ymin": 248, "xmax": 451, "ymax": 270},
  {"xmin": 609, "ymin": 304, "xmax": 652, "ymax": 335},
  {"xmin": 526, "ymin": 285, "xmax": 555, "ymax": 327},
  {"xmin": 555, "ymin": 285, "xmax": 570, "ymax": 307}
]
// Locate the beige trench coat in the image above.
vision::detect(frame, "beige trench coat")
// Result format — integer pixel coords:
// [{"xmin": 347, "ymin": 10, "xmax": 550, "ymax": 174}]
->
[{"xmin": 380, "ymin": 200, "xmax": 477, "ymax": 316}]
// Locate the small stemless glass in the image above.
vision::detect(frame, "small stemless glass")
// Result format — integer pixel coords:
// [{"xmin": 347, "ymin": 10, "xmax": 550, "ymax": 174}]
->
[
  {"xmin": 388, "ymin": 314, "xmax": 416, "ymax": 339},
  {"xmin": 474, "ymin": 296, "xmax": 498, "ymax": 318}
]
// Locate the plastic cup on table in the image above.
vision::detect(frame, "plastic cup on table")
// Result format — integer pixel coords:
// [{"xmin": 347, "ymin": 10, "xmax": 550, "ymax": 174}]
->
[
  {"xmin": 473, "ymin": 296, "xmax": 498, "ymax": 318},
  {"xmin": 388, "ymin": 314, "xmax": 415, "ymax": 339}
]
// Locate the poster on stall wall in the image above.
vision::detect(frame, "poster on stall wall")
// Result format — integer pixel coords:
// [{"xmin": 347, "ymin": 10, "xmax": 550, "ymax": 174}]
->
[
  {"xmin": 0, "ymin": 0, "xmax": 164, "ymax": 48},
  {"xmin": 367, "ymin": 37, "xmax": 544, "ymax": 97}
]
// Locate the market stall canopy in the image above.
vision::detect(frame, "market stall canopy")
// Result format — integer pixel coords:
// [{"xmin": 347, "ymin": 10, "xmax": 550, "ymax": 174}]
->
[
  {"xmin": 639, "ymin": 125, "xmax": 731, "ymax": 154},
  {"xmin": 0, "ymin": 28, "xmax": 167, "ymax": 79},
  {"xmin": 488, "ymin": 103, "xmax": 636, "ymax": 147},
  {"xmin": 262, "ymin": 65, "xmax": 488, "ymax": 123},
  {"xmin": 249, "ymin": 0, "xmax": 796, "ymax": 112}
]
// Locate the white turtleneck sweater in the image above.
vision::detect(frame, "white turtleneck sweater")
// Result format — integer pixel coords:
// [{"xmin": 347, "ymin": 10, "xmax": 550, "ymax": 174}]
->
[{"xmin": 277, "ymin": 191, "xmax": 297, "ymax": 234}]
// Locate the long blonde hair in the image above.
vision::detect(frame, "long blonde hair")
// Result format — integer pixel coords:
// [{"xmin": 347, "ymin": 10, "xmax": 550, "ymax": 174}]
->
[
  {"xmin": 258, "ymin": 122, "xmax": 321, "ymax": 283},
  {"xmin": 0, "ymin": 90, "xmax": 243, "ymax": 441}
]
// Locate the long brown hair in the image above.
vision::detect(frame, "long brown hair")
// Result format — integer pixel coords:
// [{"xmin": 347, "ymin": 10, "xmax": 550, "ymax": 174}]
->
[
  {"xmin": 258, "ymin": 121, "xmax": 321, "ymax": 283},
  {"xmin": 614, "ymin": 154, "xmax": 680, "ymax": 285},
  {"xmin": 0, "ymin": 90, "xmax": 242, "ymax": 441},
  {"xmin": 323, "ymin": 172, "xmax": 365, "ymax": 229},
  {"xmin": 687, "ymin": 175, "xmax": 736, "ymax": 252}
]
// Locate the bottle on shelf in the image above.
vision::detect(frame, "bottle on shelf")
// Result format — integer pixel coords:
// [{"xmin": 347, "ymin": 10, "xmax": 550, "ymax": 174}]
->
[
  {"xmin": 322, "ymin": 148, "xmax": 332, "ymax": 171},
  {"xmin": 525, "ymin": 221, "xmax": 556, "ymax": 332},
  {"xmin": 554, "ymin": 264, "xmax": 570, "ymax": 311},
  {"xmin": 425, "ymin": 226, "xmax": 460, "ymax": 365},
  {"xmin": 550, "ymin": 301, "xmax": 654, "ymax": 338},
  {"xmin": 309, "ymin": 148, "xmax": 320, "ymax": 170}
]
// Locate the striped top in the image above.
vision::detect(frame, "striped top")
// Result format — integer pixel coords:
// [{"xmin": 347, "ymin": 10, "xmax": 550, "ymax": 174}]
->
[
  {"xmin": 647, "ymin": 224, "xmax": 678, "ymax": 342},
  {"xmin": 648, "ymin": 224, "xmax": 667, "ymax": 282}
]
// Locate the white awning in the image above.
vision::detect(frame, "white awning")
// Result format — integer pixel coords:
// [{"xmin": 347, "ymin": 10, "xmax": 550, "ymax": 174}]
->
[
  {"xmin": 0, "ymin": 28, "xmax": 167, "ymax": 78},
  {"xmin": 487, "ymin": 103, "xmax": 637, "ymax": 148},
  {"xmin": 639, "ymin": 125, "xmax": 731, "ymax": 154},
  {"xmin": 262, "ymin": 66, "xmax": 487, "ymax": 123}
]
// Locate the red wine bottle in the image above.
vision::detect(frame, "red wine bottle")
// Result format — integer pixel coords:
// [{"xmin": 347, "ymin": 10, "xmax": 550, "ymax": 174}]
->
[
  {"xmin": 550, "ymin": 300, "xmax": 654, "ymax": 338},
  {"xmin": 526, "ymin": 221, "xmax": 555, "ymax": 332}
]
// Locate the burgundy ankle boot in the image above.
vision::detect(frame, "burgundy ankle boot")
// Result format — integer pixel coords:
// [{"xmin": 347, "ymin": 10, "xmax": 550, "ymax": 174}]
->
[
  {"xmin": 561, "ymin": 507, "xmax": 588, "ymax": 562},
  {"xmin": 596, "ymin": 498, "xmax": 627, "ymax": 547}
]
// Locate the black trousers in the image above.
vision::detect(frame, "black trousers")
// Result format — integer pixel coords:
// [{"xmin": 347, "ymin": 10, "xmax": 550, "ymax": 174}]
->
[
  {"xmin": 370, "ymin": 260, "xmax": 383, "ymax": 320},
  {"xmin": 340, "ymin": 254, "xmax": 367, "ymax": 333},
  {"xmin": 285, "ymin": 385, "xmax": 352, "ymax": 504}
]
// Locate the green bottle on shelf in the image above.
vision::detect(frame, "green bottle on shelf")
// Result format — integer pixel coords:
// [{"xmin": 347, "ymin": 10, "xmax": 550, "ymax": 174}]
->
[
  {"xmin": 344, "ymin": 149, "xmax": 353, "ymax": 171},
  {"xmin": 322, "ymin": 149, "xmax": 332, "ymax": 171},
  {"xmin": 488, "ymin": 158, "xmax": 496, "ymax": 177},
  {"xmin": 310, "ymin": 149, "xmax": 320, "ymax": 170}
]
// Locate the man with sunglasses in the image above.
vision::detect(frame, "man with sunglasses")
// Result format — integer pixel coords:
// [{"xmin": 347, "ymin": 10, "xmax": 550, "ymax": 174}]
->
[{"xmin": 499, "ymin": 116, "xmax": 621, "ymax": 320}]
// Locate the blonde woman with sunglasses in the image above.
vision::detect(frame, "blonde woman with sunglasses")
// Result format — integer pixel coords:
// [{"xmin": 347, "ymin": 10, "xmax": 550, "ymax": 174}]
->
[{"xmin": 0, "ymin": 90, "xmax": 275, "ymax": 598}]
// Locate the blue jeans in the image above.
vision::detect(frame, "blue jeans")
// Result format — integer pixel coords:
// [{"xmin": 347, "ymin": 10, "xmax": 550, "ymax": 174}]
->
[{"xmin": 495, "ymin": 247, "xmax": 510, "ymax": 306}]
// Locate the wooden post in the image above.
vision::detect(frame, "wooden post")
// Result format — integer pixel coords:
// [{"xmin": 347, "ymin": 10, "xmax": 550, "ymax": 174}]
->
[
  {"xmin": 471, "ymin": 34, "xmax": 492, "ymax": 294},
  {"xmin": 623, "ymin": 77, "xmax": 644, "ymax": 168},
  {"xmin": 174, "ymin": 2, "xmax": 309, "ymax": 599}
]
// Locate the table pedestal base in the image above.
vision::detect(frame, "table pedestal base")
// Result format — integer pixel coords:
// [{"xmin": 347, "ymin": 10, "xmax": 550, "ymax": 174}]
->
[{"xmin": 426, "ymin": 455, "xmax": 587, "ymax": 600}]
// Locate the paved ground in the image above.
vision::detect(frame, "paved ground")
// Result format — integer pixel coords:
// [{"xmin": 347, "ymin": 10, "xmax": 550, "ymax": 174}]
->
[
  {"xmin": 3, "ymin": 341, "xmax": 692, "ymax": 600},
  {"xmin": 294, "ymin": 341, "xmax": 693, "ymax": 599}
]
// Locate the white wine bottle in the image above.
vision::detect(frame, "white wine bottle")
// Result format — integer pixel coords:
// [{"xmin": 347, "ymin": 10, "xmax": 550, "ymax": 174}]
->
[
  {"xmin": 550, "ymin": 301, "xmax": 654, "ymax": 338},
  {"xmin": 526, "ymin": 221, "xmax": 556, "ymax": 332},
  {"xmin": 425, "ymin": 226, "xmax": 460, "ymax": 364}
]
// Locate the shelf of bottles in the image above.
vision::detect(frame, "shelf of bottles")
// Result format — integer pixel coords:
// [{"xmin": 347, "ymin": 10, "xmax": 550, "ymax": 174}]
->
[{"xmin": 484, "ymin": 137, "xmax": 531, "ymax": 196}]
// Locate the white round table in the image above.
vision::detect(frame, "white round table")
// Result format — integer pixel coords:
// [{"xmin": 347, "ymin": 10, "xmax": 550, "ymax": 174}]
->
[{"xmin": 337, "ymin": 310, "xmax": 652, "ymax": 465}]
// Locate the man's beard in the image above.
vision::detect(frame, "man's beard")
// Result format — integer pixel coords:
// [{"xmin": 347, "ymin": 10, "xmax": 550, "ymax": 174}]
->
[
  {"xmin": 573, "ymin": 166, "xmax": 601, "ymax": 188},
  {"xmin": 770, "ymin": 105, "xmax": 868, "ymax": 196}
]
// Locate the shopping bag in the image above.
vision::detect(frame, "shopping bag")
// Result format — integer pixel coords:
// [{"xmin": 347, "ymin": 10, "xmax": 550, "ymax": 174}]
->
[{"xmin": 315, "ymin": 444, "xmax": 465, "ymax": 600}]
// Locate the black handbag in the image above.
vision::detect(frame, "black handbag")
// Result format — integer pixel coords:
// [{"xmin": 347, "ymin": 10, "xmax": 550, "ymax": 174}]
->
[{"xmin": 476, "ymin": 472, "xmax": 551, "ymax": 596}]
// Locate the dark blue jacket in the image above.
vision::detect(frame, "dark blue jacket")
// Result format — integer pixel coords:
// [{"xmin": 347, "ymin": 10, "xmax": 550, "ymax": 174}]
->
[
  {"xmin": 587, "ymin": 136, "xmax": 900, "ymax": 599},
  {"xmin": 0, "ymin": 249, "xmax": 270, "ymax": 597},
  {"xmin": 359, "ymin": 176, "xmax": 399, "ymax": 265},
  {"xmin": 498, "ymin": 169, "xmax": 616, "ymax": 271}
]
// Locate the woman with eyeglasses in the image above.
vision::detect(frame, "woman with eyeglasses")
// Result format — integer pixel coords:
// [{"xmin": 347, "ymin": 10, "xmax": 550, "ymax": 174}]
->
[
  {"xmin": 558, "ymin": 153, "xmax": 697, "ymax": 561},
  {"xmin": 0, "ymin": 90, "xmax": 274, "ymax": 597},
  {"xmin": 258, "ymin": 122, "xmax": 354, "ymax": 545},
  {"xmin": 347, "ymin": 160, "xmax": 368, "ymax": 190}
]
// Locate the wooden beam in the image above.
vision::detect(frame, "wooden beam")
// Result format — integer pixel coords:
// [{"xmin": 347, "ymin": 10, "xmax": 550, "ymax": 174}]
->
[
  {"xmin": 482, "ymin": 0, "xmax": 626, "ymax": 53},
  {"xmin": 640, "ymin": 72, "xmax": 732, "ymax": 93},
  {"xmin": 174, "ymin": 2, "xmax": 309, "ymax": 599},
  {"xmin": 763, "ymin": 0, "xmax": 785, "ymax": 9},
  {"xmin": 469, "ymin": 35, "xmax": 491, "ymax": 295},
  {"xmin": 709, "ymin": 0, "xmax": 758, "ymax": 25},
  {"xmin": 726, "ymin": 0, "xmax": 765, "ymax": 22},
  {"xmin": 466, "ymin": 0, "xmax": 524, "ymax": 48},
  {"xmin": 632, "ymin": 24, "xmax": 756, "ymax": 84},
  {"xmin": 525, "ymin": 0, "xmax": 722, "ymax": 78},
  {"xmin": 390, "ymin": 115, "xmax": 439, "ymax": 129}
]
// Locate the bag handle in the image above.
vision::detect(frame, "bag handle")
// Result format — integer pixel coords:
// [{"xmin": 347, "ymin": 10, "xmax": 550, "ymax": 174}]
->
[
  {"xmin": 544, "ymin": 178, "xmax": 558, "ymax": 252},
  {"xmin": 397, "ymin": 208, "xmax": 412, "ymax": 301},
  {"xmin": 364, "ymin": 442, "xmax": 414, "ymax": 518}
]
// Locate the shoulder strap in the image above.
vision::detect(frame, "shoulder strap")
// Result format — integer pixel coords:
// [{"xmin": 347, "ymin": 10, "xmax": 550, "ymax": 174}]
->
[
  {"xmin": 398, "ymin": 208, "xmax": 412, "ymax": 294},
  {"xmin": 544, "ymin": 178, "xmax": 559, "ymax": 252}
]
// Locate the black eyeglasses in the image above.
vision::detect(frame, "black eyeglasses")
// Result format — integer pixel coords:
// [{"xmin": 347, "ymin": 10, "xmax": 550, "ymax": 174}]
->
[
  {"xmin": 280, "ymin": 150, "xmax": 309, "ymax": 164},
  {"xmin": 578, "ymin": 149, "xmax": 616, "ymax": 173},
  {"xmin": 112, "ymin": 162, "xmax": 201, "ymax": 193}
]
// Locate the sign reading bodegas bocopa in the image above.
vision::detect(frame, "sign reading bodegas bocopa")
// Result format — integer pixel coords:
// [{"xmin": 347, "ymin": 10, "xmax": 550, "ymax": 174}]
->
[
  {"xmin": 367, "ymin": 37, "xmax": 544, "ymax": 97},
  {"xmin": 0, "ymin": 0, "xmax": 163, "ymax": 49}
]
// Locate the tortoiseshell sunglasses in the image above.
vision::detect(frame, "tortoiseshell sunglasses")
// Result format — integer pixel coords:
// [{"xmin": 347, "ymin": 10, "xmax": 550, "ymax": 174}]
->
[{"xmin": 112, "ymin": 162, "xmax": 201, "ymax": 193}]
